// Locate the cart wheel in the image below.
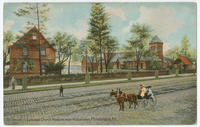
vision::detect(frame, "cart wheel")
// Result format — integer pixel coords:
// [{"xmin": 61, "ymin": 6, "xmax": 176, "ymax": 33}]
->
[{"xmin": 148, "ymin": 95, "xmax": 157, "ymax": 107}]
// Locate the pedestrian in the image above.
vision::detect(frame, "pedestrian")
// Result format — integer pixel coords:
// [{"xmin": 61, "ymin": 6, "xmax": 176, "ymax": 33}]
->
[
  {"xmin": 59, "ymin": 85, "xmax": 64, "ymax": 97},
  {"xmin": 11, "ymin": 77, "xmax": 16, "ymax": 90}
]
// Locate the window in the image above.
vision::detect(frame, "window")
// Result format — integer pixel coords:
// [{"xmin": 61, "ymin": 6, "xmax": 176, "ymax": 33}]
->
[
  {"xmin": 141, "ymin": 63, "xmax": 143, "ymax": 69},
  {"xmin": 32, "ymin": 33, "xmax": 37, "ymax": 40},
  {"xmin": 158, "ymin": 46, "xmax": 162, "ymax": 51},
  {"xmin": 23, "ymin": 47, "xmax": 28, "ymax": 56},
  {"xmin": 22, "ymin": 64, "xmax": 28, "ymax": 72},
  {"xmin": 151, "ymin": 46, "xmax": 155, "ymax": 51},
  {"xmin": 41, "ymin": 64, "xmax": 45, "ymax": 73},
  {"xmin": 41, "ymin": 48, "xmax": 46, "ymax": 56}
]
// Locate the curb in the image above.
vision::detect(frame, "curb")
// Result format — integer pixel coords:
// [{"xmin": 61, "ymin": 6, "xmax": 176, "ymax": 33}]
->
[{"xmin": 4, "ymin": 74, "xmax": 195, "ymax": 95}]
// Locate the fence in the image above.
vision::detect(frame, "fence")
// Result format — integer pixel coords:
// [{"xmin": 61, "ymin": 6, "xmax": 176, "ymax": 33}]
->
[
  {"xmin": 4, "ymin": 76, "xmax": 10, "ymax": 88},
  {"xmin": 4, "ymin": 71, "xmax": 171, "ymax": 86}
]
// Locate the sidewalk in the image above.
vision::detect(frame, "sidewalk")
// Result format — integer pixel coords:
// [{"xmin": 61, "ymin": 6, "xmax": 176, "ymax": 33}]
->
[{"xmin": 4, "ymin": 73, "xmax": 195, "ymax": 91}]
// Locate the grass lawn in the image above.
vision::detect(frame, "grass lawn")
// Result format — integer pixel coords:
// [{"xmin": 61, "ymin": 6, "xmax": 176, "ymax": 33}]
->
[
  {"xmin": 3, "ymin": 75, "xmax": 191, "ymax": 95},
  {"xmin": 4, "ymin": 77, "xmax": 156, "ymax": 95}
]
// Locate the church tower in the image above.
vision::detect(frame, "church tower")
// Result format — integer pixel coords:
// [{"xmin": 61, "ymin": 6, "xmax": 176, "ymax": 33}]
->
[{"xmin": 149, "ymin": 35, "xmax": 163, "ymax": 62}]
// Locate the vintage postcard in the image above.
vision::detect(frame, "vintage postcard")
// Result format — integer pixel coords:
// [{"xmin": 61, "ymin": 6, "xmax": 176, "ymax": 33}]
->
[{"xmin": 2, "ymin": 1, "xmax": 198, "ymax": 126}]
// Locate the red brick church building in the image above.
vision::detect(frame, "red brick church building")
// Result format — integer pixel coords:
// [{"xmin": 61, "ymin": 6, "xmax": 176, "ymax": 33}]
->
[
  {"xmin": 9, "ymin": 26, "xmax": 55, "ymax": 78},
  {"xmin": 81, "ymin": 35, "xmax": 171, "ymax": 72}
]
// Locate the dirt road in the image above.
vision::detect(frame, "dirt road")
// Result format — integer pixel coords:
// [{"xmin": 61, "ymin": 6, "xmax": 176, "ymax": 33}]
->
[{"xmin": 4, "ymin": 76, "xmax": 197, "ymax": 125}]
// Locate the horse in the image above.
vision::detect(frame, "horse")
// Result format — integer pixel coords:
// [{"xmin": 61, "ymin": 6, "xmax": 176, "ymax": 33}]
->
[
  {"xmin": 110, "ymin": 89, "xmax": 126, "ymax": 111},
  {"xmin": 114, "ymin": 92, "xmax": 126, "ymax": 111},
  {"xmin": 110, "ymin": 89, "xmax": 138, "ymax": 111},
  {"xmin": 110, "ymin": 89, "xmax": 118, "ymax": 97},
  {"xmin": 118, "ymin": 88, "xmax": 123, "ymax": 95},
  {"xmin": 121, "ymin": 92, "xmax": 138, "ymax": 109}
]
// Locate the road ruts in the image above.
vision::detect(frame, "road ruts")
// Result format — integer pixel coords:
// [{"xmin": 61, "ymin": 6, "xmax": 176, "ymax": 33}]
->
[{"xmin": 4, "ymin": 76, "xmax": 196, "ymax": 124}]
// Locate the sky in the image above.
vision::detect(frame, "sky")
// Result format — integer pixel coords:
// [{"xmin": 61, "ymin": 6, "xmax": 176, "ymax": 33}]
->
[{"xmin": 3, "ymin": 2, "xmax": 197, "ymax": 54}]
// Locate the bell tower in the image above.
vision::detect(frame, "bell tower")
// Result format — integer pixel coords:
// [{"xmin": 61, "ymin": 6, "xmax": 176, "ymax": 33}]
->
[{"xmin": 149, "ymin": 35, "xmax": 163, "ymax": 62}]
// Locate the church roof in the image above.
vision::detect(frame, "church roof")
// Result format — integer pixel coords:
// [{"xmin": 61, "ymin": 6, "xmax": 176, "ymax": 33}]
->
[{"xmin": 151, "ymin": 35, "xmax": 162, "ymax": 43}]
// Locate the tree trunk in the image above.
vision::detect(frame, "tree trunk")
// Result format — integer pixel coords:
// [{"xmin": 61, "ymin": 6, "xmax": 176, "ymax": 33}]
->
[
  {"xmin": 104, "ymin": 56, "xmax": 108, "ymax": 73},
  {"xmin": 59, "ymin": 66, "xmax": 62, "ymax": 75},
  {"xmin": 91, "ymin": 62, "xmax": 94, "ymax": 74},
  {"xmin": 3, "ymin": 53, "xmax": 6, "ymax": 76},
  {"xmin": 100, "ymin": 38, "xmax": 103, "ymax": 73},
  {"xmin": 68, "ymin": 58, "xmax": 71, "ymax": 74},
  {"xmin": 58, "ymin": 43, "xmax": 62, "ymax": 75},
  {"xmin": 105, "ymin": 64, "xmax": 108, "ymax": 72},
  {"xmin": 136, "ymin": 61, "xmax": 139, "ymax": 72},
  {"xmin": 36, "ymin": 4, "xmax": 42, "ymax": 75},
  {"xmin": 68, "ymin": 51, "xmax": 71, "ymax": 75},
  {"xmin": 96, "ymin": 58, "xmax": 99, "ymax": 74},
  {"xmin": 100, "ymin": 54, "xmax": 103, "ymax": 73},
  {"xmin": 85, "ymin": 57, "xmax": 88, "ymax": 73}
]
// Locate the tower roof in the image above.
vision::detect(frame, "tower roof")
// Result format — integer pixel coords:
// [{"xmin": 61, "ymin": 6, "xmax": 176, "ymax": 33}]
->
[{"xmin": 151, "ymin": 35, "xmax": 162, "ymax": 43}]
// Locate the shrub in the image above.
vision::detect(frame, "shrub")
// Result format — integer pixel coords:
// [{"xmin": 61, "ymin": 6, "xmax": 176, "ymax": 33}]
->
[
  {"xmin": 45, "ymin": 62, "xmax": 64, "ymax": 74},
  {"xmin": 85, "ymin": 73, "xmax": 90, "ymax": 84},
  {"xmin": 22, "ymin": 77, "xmax": 27, "ymax": 90},
  {"xmin": 128, "ymin": 71, "xmax": 132, "ymax": 80}
]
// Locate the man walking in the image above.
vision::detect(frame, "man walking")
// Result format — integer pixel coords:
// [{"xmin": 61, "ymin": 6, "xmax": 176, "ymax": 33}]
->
[
  {"xmin": 59, "ymin": 85, "xmax": 64, "ymax": 97},
  {"xmin": 11, "ymin": 77, "xmax": 16, "ymax": 90}
]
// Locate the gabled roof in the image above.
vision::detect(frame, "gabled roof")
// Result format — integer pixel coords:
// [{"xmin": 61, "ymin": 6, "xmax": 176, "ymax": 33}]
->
[
  {"xmin": 151, "ymin": 35, "xmax": 162, "ymax": 43},
  {"xmin": 10, "ymin": 26, "xmax": 55, "ymax": 51},
  {"xmin": 175, "ymin": 56, "xmax": 192, "ymax": 65}
]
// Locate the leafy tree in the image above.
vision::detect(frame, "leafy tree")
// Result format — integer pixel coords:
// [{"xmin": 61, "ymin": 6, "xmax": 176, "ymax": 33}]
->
[
  {"xmin": 3, "ymin": 31, "xmax": 14, "ymax": 75},
  {"xmin": 149, "ymin": 51, "xmax": 162, "ymax": 70},
  {"xmin": 77, "ymin": 40, "xmax": 90, "ymax": 73},
  {"xmin": 53, "ymin": 32, "xmax": 77, "ymax": 75},
  {"xmin": 166, "ymin": 45, "xmax": 181, "ymax": 61},
  {"xmin": 66, "ymin": 36, "xmax": 77, "ymax": 74},
  {"xmin": 13, "ymin": 57, "xmax": 35, "ymax": 72},
  {"xmin": 77, "ymin": 40, "xmax": 88, "ymax": 58},
  {"xmin": 14, "ymin": 3, "xmax": 50, "ymax": 35},
  {"xmin": 14, "ymin": 3, "xmax": 50, "ymax": 75},
  {"xmin": 88, "ymin": 39, "xmax": 101, "ymax": 73},
  {"xmin": 88, "ymin": 3, "xmax": 110, "ymax": 73},
  {"xmin": 180, "ymin": 35, "xmax": 190, "ymax": 57},
  {"xmin": 79, "ymin": 39, "xmax": 99, "ymax": 73},
  {"xmin": 125, "ymin": 23, "xmax": 152, "ymax": 71},
  {"xmin": 103, "ymin": 37, "xmax": 118, "ymax": 72},
  {"xmin": 45, "ymin": 61, "xmax": 64, "ymax": 75},
  {"xmin": 190, "ymin": 47, "xmax": 196, "ymax": 62},
  {"xmin": 71, "ymin": 45, "xmax": 82, "ymax": 62}
]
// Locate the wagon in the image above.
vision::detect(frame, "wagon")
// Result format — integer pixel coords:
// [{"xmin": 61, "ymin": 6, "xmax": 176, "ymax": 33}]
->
[{"xmin": 138, "ymin": 90, "xmax": 157, "ymax": 107}]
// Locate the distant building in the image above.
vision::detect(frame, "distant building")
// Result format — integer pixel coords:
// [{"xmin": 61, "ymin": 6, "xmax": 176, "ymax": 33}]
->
[
  {"xmin": 174, "ymin": 56, "xmax": 194, "ymax": 72},
  {"xmin": 81, "ymin": 56, "xmax": 99, "ymax": 73},
  {"xmin": 149, "ymin": 35, "xmax": 164, "ymax": 62},
  {"xmin": 9, "ymin": 26, "xmax": 55, "ymax": 78},
  {"xmin": 81, "ymin": 35, "xmax": 172, "ymax": 72}
]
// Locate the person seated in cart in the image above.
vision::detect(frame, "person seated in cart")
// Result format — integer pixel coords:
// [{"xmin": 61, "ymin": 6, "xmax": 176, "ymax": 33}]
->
[
  {"xmin": 146, "ymin": 86, "xmax": 155, "ymax": 100},
  {"xmin": 138, "ymin": 84, "xmax": 147, "ymax": 99}
]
